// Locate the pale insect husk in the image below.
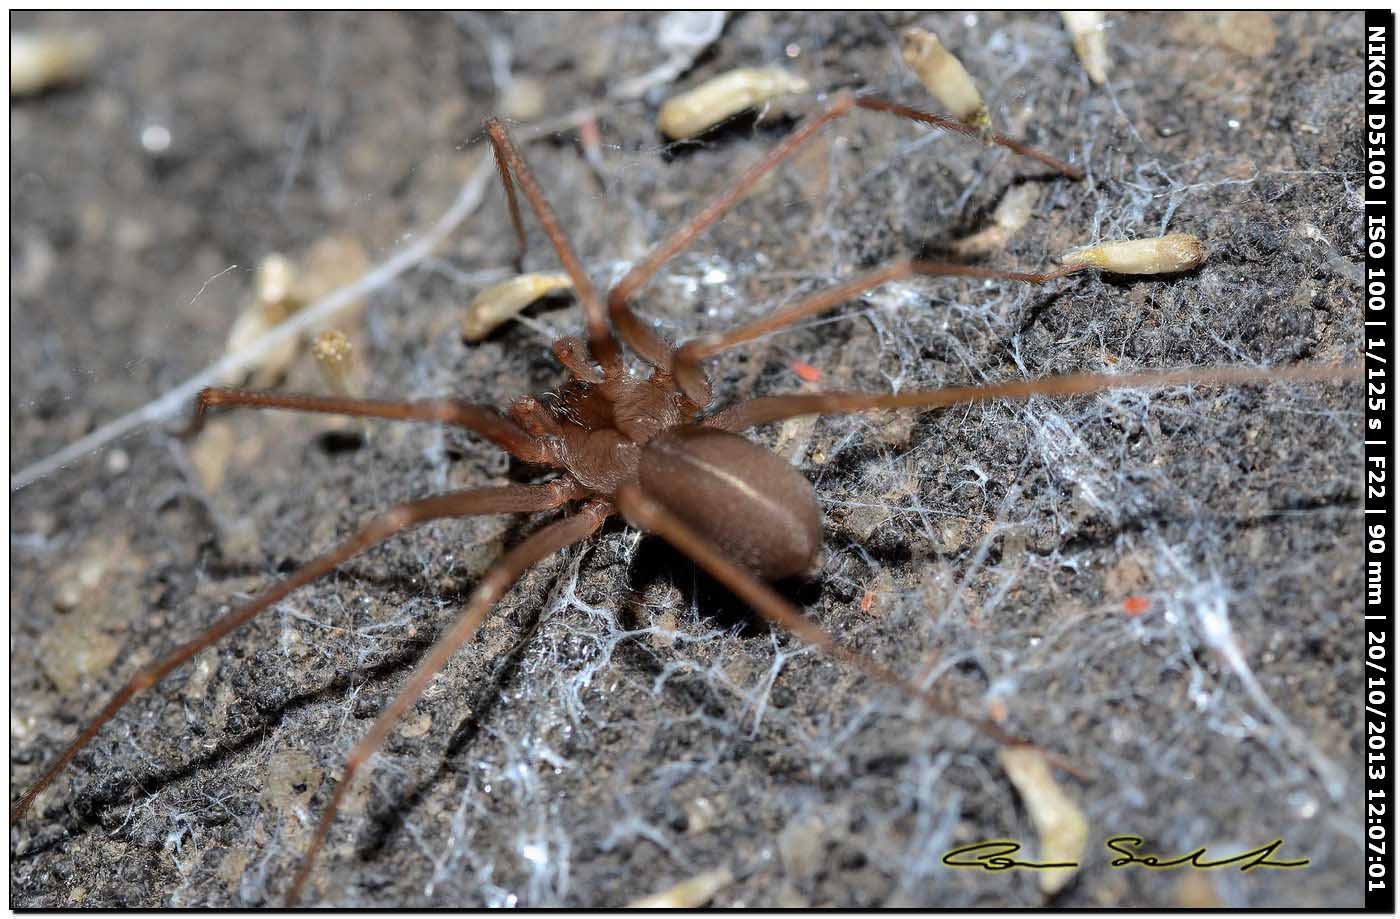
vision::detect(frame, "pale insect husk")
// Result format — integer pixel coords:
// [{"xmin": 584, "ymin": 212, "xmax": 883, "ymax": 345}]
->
[
  {"xmin": 951, "ymin": 183, "xmax": 1040, "ymax": 256},
  {"xmin": 1061, "ymin": 11, "xmax": 1109, "ymax": 86},
  {"xmin": 11, "ymin": 31, "xmax": 100, "ymax": 97},
  {"xmin": 657, "ymin": 67, "xmax": 810, "ymax": 140},
  {"xmin": 224, "ymin": 254, "xmax": 301, "ymax": 386},
  {"xmin": 223, "ymin": 239, "xmax": 371, "ymax": 387},
  {"xmin": 1062, "ymin": 232, "xmax": 1207, "ymax": 275},
  {"xmin": 999, "ymin": 745, "xmax": 1089, "ymax": 896},
  {"xmin": 625, "ymin": 867, "xmax": 733, "ymax": 908},
  {"xmin": 312, "ymin": 329, "xmax": 358, "ymax": 399},
  {"xmin": 900, "ymin": 27, "xmax": 989, "ymax": 129},
  {"xmin": 462, "ymin": 271, "xmax": 574, "ymax": 341}
]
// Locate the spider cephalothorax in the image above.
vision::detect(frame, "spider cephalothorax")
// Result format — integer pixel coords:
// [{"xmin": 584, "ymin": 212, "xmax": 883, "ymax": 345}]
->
[
  {"xmin": 511, "ymin": 337, "xmax": 826, "ymax": 581},
  {"xmin": 517, "ymin": 352, "xmax": 696, "ymax": 490}
]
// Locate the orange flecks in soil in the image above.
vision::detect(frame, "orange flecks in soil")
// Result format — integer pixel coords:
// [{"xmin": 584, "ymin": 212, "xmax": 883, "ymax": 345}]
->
[
  {"xmin": 790, "ymin": 359, "xmax": 823, "ymax": 383},
  {"xmin": 1122, "ymin": 595, "xmax": 1150, "ymax": 616}
]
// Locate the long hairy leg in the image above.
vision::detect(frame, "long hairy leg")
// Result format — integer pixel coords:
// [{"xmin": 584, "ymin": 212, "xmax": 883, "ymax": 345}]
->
[
  {"xmin": 190, "ymin": 388, "xmax": 554, "ymax": 464},
  {"xmin": 612, "ymin": 484, "xmax": 1023, "ymax": 747},
  {"xmin": 607, "ymin": 92, "xmax": 1084, "ymax": 371},
  {"xmin": 10, "ymin": 479, "xmax": 587, "ymax": 822},
  {"xmin": 852, "ymin": 95, "xmax": 1083, "ymax": 177},
  {"xmin": 671, "ymin": 259, "xmax": 1089, "ymax": 404},
  {"xmin": 286, "ymin": 498, "xmax": 612, "ymax": 905},
  {"xmin": 704, "ymin": 362, "xmax": 1363, "ymax": 432},
  {"xmin": 487, "ymin": 122, "xmax": 529, "ymax": 272},
  {"xmin": 483, "ymin": 118, "xmax": 625, "ymax": 376}
]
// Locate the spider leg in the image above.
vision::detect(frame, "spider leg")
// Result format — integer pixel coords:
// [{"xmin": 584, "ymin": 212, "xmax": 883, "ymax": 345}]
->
[
  {"xmin": 853, "ymin": 95, "xmax": 1083, "ymax": 178},
  {"xmin": 487, "ymin": 123, "xmax": 529, "ymax": 273},
  {"xmin": 671, "ymin": 259, "xmax": 1089, "ymax": 404},
  {"xmin": 606, "ymin": 94, "xmax": 861, "ymax": 370},
  {"xmin": 703, "ymin": 362, "xmax": 1362, "ymax": 432},
  {"xmin": 483, "ymin": 118, "xmax": 626, "ymax": 377},
  {"xmin": 9, "ymin": 479, "xmax": 587, "ymax": 824},
  {"xmin": 606, "ymin": 92, "xmax": 1084, "ymax": 374},
  {"xmin": 190, "ymin": 388, "xmax": 554, "ymax": 464},
  {"xmin": 551, "ymin": 336, "xmax": 604, "ymax": 384},
  {"xmin": 285, "ymin": 497, "xmax": 611, "ymax": 905},
  {"xmin": 612, "ymin": 484, "xmax": 1023, "ymax": 746}
]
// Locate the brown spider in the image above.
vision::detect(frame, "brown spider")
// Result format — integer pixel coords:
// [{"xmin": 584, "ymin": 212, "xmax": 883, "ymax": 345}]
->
[{"xmin": 9, "ymin": 90, "xmax": 1352, "ymax": 904}]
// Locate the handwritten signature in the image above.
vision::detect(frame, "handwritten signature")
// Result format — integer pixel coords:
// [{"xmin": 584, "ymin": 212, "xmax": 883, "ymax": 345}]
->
[{"xmin": 942, "ymin": 837, "xmax": 1309, "ymax": 873}]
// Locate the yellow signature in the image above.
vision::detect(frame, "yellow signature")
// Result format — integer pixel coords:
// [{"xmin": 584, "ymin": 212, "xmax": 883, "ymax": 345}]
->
[{"xmin": 942, "ymin": 836, "xmax": 1309, "ymax": 873}]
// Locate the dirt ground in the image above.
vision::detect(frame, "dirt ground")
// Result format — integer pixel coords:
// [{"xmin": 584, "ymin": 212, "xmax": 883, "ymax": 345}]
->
[{"xmin": 10, "ymin": 11, "xmax": 1364, "ymax": 908}]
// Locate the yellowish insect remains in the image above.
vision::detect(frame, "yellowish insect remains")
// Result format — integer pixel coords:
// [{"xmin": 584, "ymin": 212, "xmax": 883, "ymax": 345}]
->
[
  {"xmin": 657, "ymin": 67, "xmax": 810, "ymax": 140},
  {"xmin": 1061, "ymin": 11, "xmax": 1109, "ymax": 86},
  {"xmin": 998, "ymin": 745, "xmax": 1089, "ymax": 896},
  {"xmin": 625, "ymin": 867, "xmax": 733, "ymax": 908},
  {"xmin": 10, "ymin": 31, "xmax": 100, "ymax": 97},
  {"xmin": 1063, "ymin": 232, "xmax": 1207, "ymax": 275},
  {"xmin": 900, "ymin": 27, "xmax": 989, "ymax": 130},
  {"xmin": 312, "ymin": 330, "xmax": 359, "ymax": 400},
  {"xmin": 461, "ymin": 271, "xmax": 574, "ymax": 341},
  {"xmin": 222, "ymin": 239, "xmax": 370, "ymax": 387},
  {"xmin": 951, "ymin": 183, "xmax": 1040, "ymax": 256},
  {"xmin": 224, "ymin": 254, "xmax": 301, "ymax": 387}
]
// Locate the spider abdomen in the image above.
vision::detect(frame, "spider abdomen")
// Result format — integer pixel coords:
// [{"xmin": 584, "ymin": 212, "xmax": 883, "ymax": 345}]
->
[{"xmin": 638, "ymin": 425, "xmax": 822, "ymax": 581}]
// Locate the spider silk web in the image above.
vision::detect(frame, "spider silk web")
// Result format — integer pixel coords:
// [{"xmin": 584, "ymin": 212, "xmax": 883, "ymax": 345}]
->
[{"xmin": 10, "ymin": 10, "xmax": 1364, "ymax": 908}]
